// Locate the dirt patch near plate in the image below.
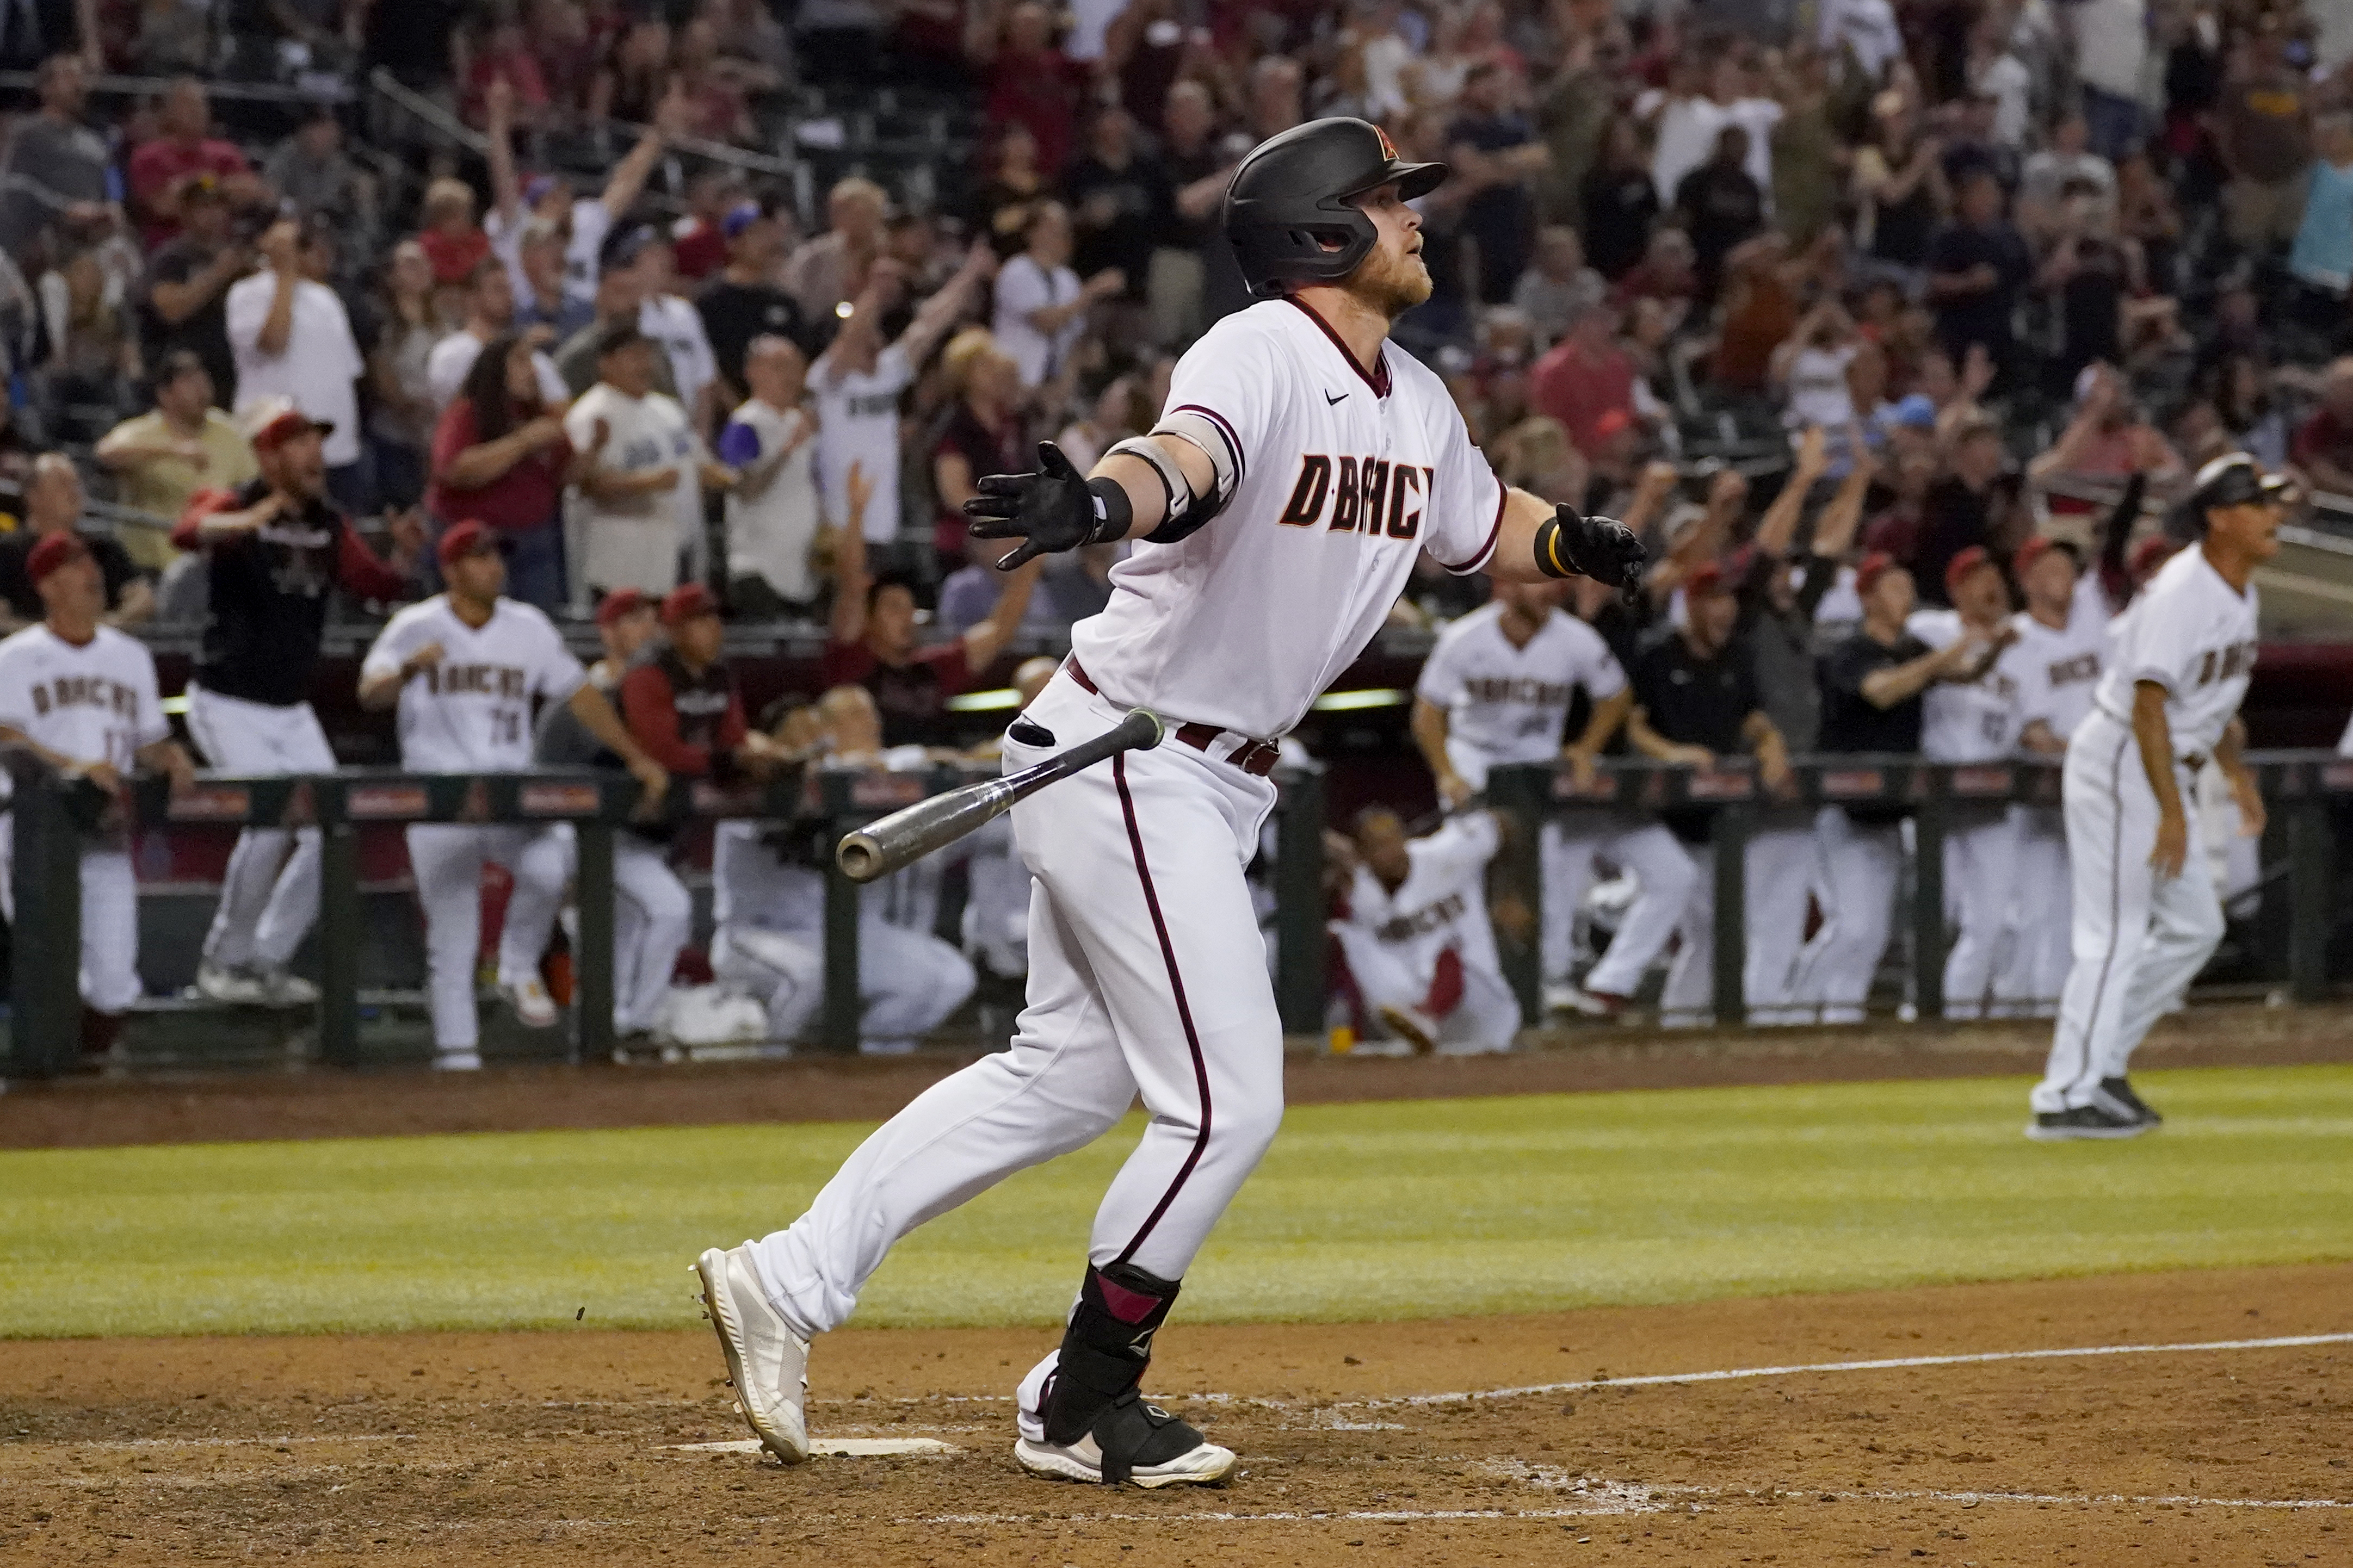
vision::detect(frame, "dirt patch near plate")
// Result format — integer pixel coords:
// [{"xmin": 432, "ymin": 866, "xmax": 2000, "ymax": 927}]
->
[
  {"xmin": 8, "ymin": 1000, "xmax": 2351, "ymax": 1150},
  {"xmin": 5, "ymin": 1263, "xmax": 2348, "ymax": 1566}
]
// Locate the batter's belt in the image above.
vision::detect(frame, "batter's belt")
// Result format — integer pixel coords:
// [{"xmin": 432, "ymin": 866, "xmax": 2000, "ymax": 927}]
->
[{"xmin": 1064, "ymin": 659, "xmax": 1281, "ymax": 777}]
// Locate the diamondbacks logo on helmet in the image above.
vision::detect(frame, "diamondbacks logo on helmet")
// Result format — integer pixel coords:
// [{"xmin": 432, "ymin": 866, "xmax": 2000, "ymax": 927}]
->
[{"xmin": 1373, "ymin": 124, "xmax": 1399, "ymax": 161}]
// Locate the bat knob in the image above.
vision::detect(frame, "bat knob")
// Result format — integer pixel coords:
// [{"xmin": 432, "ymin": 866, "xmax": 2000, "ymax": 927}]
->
[
  {"xmin": 836, "ymin": 831, "xmax": 886, "ymax": 883},
  {"xmin": 1124, "ymin": 708, "xmax": 1166, "ymax": 750}
]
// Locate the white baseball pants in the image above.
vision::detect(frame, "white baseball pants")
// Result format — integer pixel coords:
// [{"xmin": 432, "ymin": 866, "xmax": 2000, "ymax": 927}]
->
[
  {"xmin": 1539, "ymin": 814, "xmax": 1697, "ymax": 997},
  {"xmin": 961, "ymin": 814, "xmax": 1031, "ymax": 976},
  {"xmin": 613, "ymin": 834, "xmax": 692, "ymax": 1036},
  {"xmin": 1793, "ymin": 807, "xmax": 1904, "ymax": 1024},
  {"xmin": 404, "ymin": 823, "xmax": 572, "ymax": 1050},
  {"xmin": 1330, "ymin": 923, "xmax": 1520, "ymax": 1053},
  {"xmin": 1941, "ymin": 809, "xmax": 2019, "ymax": 1020},
  {"xmin": 1994, "ymin": 805, "xmax": 2070, "ymax": 1018},
  {"xmin": 711, "ymin": 925, "xmax": 825, "ymax": 1042},
  {"xmin": 183, "ymin": 686, "xmax": 337, "ymax": 973},
  {"xmin": 2032, "ymin": 710, "xmax": 2224, "ymax": 1114},
  {"xmin": 745, "ymin": 673, "xmax": 1285, "ymax": 1338},
  {"xmin": 0, "ymin": 822, "xmax": 141, "ymax": 1013},
  {"xmin": 1658, "ymin": 821, "xmax": 1815, "ymax": 1025}
]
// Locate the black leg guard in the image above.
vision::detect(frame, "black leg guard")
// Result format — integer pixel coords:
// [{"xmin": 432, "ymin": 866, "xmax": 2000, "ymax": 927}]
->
[{"xmin": 1041, "ymin": 1263, "xmax": 1180, "ymax": 1448}]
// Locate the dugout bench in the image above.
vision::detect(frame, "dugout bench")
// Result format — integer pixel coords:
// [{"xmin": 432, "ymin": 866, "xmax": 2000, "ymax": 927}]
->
[{"xmin": 1, "ymin": 758, "xmax": 1333, "ymax": 1080}]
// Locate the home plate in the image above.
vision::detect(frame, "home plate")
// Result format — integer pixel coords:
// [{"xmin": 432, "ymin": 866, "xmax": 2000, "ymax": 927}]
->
[{"xmin": 668, "ymin": 1437, "xmax": 959, "ymax": 1457}]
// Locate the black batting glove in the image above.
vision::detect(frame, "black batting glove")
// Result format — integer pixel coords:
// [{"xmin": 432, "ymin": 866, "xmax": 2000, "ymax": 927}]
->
[
  {"xmin": 963, "ymin": 441, "xmax": 1124, "ymax": 571},
  {"xmin": 1554, "ymin": 503, "xmax": 1648, "ymax": 603}
]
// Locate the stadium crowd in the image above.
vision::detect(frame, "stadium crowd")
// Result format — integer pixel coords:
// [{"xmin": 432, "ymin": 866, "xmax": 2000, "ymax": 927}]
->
[{"xmin": 0, "ymin": 0, "xmax": 2346, "ymax": 1056}]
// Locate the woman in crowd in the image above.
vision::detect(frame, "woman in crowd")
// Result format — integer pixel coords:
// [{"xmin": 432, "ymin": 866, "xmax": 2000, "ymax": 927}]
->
[
  {"xmin": 427, "ymin": 332, "xmax": 582, "ymax": 611},
  {"xmin": 368, "ymin": 239, "xmax": 444, "ymax": 513},
  {"xmin": 930, "ymin": 330, "xmax": 1027, "ymax": 576}
]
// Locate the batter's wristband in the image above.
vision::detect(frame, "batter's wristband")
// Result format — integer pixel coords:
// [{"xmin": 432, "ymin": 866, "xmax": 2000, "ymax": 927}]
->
[
  {"xmin": 1083, "ymin": 475, "xmax": 1135, "ymax": 546},
  {"xmin": 1532, "ymin": 509, "xmax": 1579, "ymax": 580}
]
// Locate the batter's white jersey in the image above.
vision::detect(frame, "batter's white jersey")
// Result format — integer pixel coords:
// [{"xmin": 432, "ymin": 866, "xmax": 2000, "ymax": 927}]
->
[
  {"xmin": 2010, "ymin": 605, "xmax": 2109, "ymax": 746},
  {"xmin": 1908, "ymin": 610, "xmax": 2022, "ymax": 763},
  {"xmin": 0, "ymin": 624, "xmax": 168, "ymax": 771},
  {"xmin": 2091, "ymin": 545, "xmax": 2258, "ymax": 757},
  {"xmin": 1336, "ymin": 811, "xmax": 1503, "ymax": 986},
  {"xmin": 1415, "ymin": 603, "xmax": 1625, "ymax": 790},
  {"xmin": 1070, "ymin": 299, "xmax": 1506, "ymax": 739},
  {"xmin": 360, "ymin": 597, "xmax": 588, "ymax": 772}
]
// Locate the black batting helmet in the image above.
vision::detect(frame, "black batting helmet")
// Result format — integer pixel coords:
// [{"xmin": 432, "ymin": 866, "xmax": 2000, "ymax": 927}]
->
[{"xmin": 1222, "ymin": 117, "xmax": 1447, "ymax": 299}]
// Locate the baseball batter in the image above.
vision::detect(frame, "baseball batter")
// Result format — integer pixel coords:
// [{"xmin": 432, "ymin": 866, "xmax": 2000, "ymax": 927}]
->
[
  {"xmin": 1331, "ymin": 805, "xmax": 1518, "ymax": 1053},
  {"xmin": 177, "ymin": 401, "xmax": 422, "ymax": 1007},
  {"xmin": 693, "ymin": 117, "xmax": 1646, "ymax": 1486},
  {"xmin": 1996, "ymin": 537, "xmax": 2110, "ymax": 1018},
  {"xmin": 2028, "ymin": 454, "xmax": 2282, "ymax": 1138},
  {"xmin": 359, "ymin": 522, "xmax": 666, "ymax": 1069},
  {"xmin": 0, "ymin": 533, "xmax": 194, "ymax": 1063},
  {"xmin": 1907, "ymin": 546, "xmax": 2023, "ymax": 1020},
  {"xmin": 1410, "ymin": 580, "xmax": 1695, "ymax": 1014}
]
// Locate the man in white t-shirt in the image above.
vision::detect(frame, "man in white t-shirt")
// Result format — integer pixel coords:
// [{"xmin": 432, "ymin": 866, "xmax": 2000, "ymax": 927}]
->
[
  {"xmin": 811, "ymin": 243, "xmax": 996, "ymax": 547},
  {"xmin": 225, "ymin": 218, "xmax": 365, "ymax": 510},
  {"xmin": 483, "ymin": 73, "xmax": 677, "ymax": 318},
  {"xmin": 0, "ymin": 532, "xmax": 195, "ymax": 1068},
  {"xmin": 718, "ymin": 336, "xmax": 822, "ymax": 612},
  {"xmin": 424, "ymin": 257, "xmax": 569, "ymax": 412},
  {"xmin": 992, "ymin": 202, "xmax": 1124, "ymax": 388},
  {"xmin": 628, "ymin": 230, "xmax": 722, "ymax": 430},
  {"xmin": 358, "ymin": 521, "xmax": 666, "ymax": 1069},
  {"xmin": 564, "ymin": 323, "xmax": 731, "ymax": 596}
]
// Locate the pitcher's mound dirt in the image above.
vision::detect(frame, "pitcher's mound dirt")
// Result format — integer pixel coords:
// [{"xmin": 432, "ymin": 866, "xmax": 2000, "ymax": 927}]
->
[{"xmin": 5, "ymin": 1263, "xmax": 2346, "ymax": 1566}]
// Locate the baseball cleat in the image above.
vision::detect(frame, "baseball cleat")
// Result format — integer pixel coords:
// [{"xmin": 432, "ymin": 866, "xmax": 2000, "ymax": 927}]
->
[
  {"xmin": 1013, "ymin": 1392, "xmax": 1235, "ymax": 1489},
  {"xmin": 2025, "ymin": 1104, "xmax": 2150, "ymax": 1141},
  {"xmin": 433, "ymin": 1048, "xmax": 483, "ymax": 1071},
  {"xmin": 1376, "ymin": 1002, "xmax": 1439, "ymax": 1055},
  {"xmin": 501, "ymin": 975, "xmax": 560, "ymax": 1029},
  {"xmin": 2097, "ymin": 1076, "xmax": 2163, "ymax": 1126},
  {"xmin": 260, "ymin": 968, "xmax": 320, "ymax": 1008},
  {"xmin": 195, "ymin": 962, "xmax": 269, "ymax": 1006},
  {"xmin": 1564, "ymin": 987, "xmax": 1629, "ymax": 1019},
  {"xmin": 694, "ymin": 1245, "xmax": 810, "ymax": 1465}
]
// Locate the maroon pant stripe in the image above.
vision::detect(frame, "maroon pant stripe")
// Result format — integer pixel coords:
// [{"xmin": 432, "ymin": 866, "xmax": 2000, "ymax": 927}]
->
[{"xmin": 1110, "ymin": 752, "xmax": 1214, "ymax": 1269}]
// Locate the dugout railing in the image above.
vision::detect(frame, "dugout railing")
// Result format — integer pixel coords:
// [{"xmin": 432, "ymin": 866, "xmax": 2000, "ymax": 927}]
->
[
  {"xmin": 0, "ymin": 758, "xmax": 1332, "ymax": 1080},
  {"xmin": 1482, "ymin": 751, "xmax": 2350, "ymax": 1027}
]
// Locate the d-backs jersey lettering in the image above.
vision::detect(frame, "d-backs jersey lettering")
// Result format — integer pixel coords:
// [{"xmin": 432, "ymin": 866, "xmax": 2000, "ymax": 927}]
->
[
  {"xmin": 1336, "ymin": 812, "xmax": 1503, "ymax": 983},
  {"xmin": 0, "ymin": 624, "xmax": 168, "ymax": 773},
  {"xmin": 1414, "ymin": 601, "xmax": 1625, "ymax": 789},
  {"xmin": 1069, "ymin": 298, "xmax": 1506, "ymax": 740},
  {"xmin": 2093, "ymin": 545, "xmax": 2257, "ymax": 756},
  {"xmin": 361, "ymin": 597, "xmax": 588, "ymax": 772},
  {"xmin": 2009, "ymin": 605, "xmax": 2109, "ymax": 745}
]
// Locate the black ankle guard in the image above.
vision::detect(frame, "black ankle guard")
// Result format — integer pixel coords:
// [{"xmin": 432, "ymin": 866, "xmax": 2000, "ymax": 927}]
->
[{"xmin": 1041, "ymin": 1263, "xmax": 1181, "ymax": 1448}]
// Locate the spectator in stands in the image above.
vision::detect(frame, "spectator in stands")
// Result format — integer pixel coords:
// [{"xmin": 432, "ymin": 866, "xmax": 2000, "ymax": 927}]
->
[
  {"xmin": 1510, "ymin": 226, "xmax": 1605, "ymax": 350},
  {"xmin": 2017, "ymin": 111, "xmax": 2115, "ymax": 234},
  {"xmin": 0, "ymin": 54, "xmax": 110, "ymax": 262},
  {"xmin": 1064, "ymin": 106, "xmax": 1169, "ymax": 333},
  {"xmin": 718, "ymin": 335, "xmax": 822, "ymax": 617},
  {"xmin": 1675, "ymin": 125, "xmax": 1767, "ymax": 302},
  {"xmin": 970, "ymin": 122, "xmax": 1048, "ymax": 262},
  {"xmin": 427, "ymin": 258, "xmax": 567, "ymax": 413},
  {"xmin": 262, "ymin": 108, "xmax": 371, "ymax": 235},
  {"xmin": 2072, "ymin": 0, "xmax": 2149, "ymax": 160},
  {"xmin": 978, "ymin": 0, "xmax": 1083, "ymax": 178},
  {"xmin": 993, "ymin": 201, "xmax": 1122, "ymax": 392},
  {"xmin": 226, "ymin": 217, "xmax": 369, "ymax": 515},
  {"xmin": 1925, "ymin": 169, "xmax": 2031, "ymax": 386},
  {"xmin": 94, "ymin": 350, "xmax": 256, "ymax": 571},
  {"xmin": 428, "ymin": 332, "xmax": 582, "ymax": 611},
  {"xmin": 2216, "ymin": 32, "xmax": 2314, "ymax": 256},
  {"xmin": 127, "ymin": 78, "xmax": 264, "ymax": 250},
  {"xmin": 823, "ymin": 465, "xmax": 1036, "ymax": 748},
  {"xmin": 0, "ymin": 454, "xmax": 150, "ymax": 629},
  {"xmin": 1852, "ymin": 96, "xmax": 1946, "ymax": 293},
  {"xmin": 1579, "ymin": 115, "xmax": 1661, "ymax": 281},
  {"xmin": 1150, "ymin": 81, "xmax": 1221, "ymax": 348},
  {"xmin": 139, "ymin": 175, "xmax": 244, "ymax": 409},
  {"xmin": 698, "ymin": 195, "xmax": 809, "ymax": 410},
  {"xmin": 932, "ymin": 333, "xmax": 1029, "ymax": 570},
  {"xmin": 32, "ymin": 231, "xmax": 138, "ymax": 440},
  {"xmin": 1736, "ymin": 429, "xmax": 1872, "ymax": 757},
  {"xmin": 626, "ymin": 227, "xmax": 722, "ymax": 432},
  {"xmin": 365, "ymin": 240, "xmax": 443, "ymax": 512},
  {"xmin": 416, "ymin": 178, "xmax": 492, "ymax": 291},
  {"xmin": 554, "ymin": 237, "xmax": 676, "ymax": 398},
  {"xmin": 485, "ymin": 76, "xmax": 678, "ymax": 324},
  {"xmin": 564, "ymin": 320, "xmax": 726, "ymax": 597},
  {"xmin": 2290, "ymin": 113, "xmax": 2353, "ymax": 318},
  {"xmin": 514, "ymin": 220, "xmax": 592, "ymax": 342},
  {"xmin": 2291, "ymin": 358, "xmax": 2353, "ymax": 497},
  {"xmin": 1448, "ymin": 61, "xmax": 1545, "ymax": 305},
  {"xmin": 1913, "ymin": 416, "xmax": 2020, "ymax": 606},
  {"xmin": 1530, "ymin": 302, "xmax": 1635, "ymax": 460},
  {"xmin": 787, "ymin": 176, "xmax": 888, "ymax": 324},
  {"xmin": 2028, "ymin": 364, "xmax": 2184, "ymax": 539}
]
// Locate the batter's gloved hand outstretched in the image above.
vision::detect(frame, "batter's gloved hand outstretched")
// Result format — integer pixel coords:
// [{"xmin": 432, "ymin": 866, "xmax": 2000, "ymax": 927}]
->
[
  {"xmin": 964, "ymin": 441, "xmax": 1125, "ymax": 571},
  {"xmin": 1548, "ymin": 502, "xmax": 1648, "ymax": 603}
]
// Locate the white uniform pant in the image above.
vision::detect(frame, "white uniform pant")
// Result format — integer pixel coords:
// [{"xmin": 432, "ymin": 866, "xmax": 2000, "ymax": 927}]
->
[
  {"xmin": 2032, "ymin": 711, "xmax": 2224, "ymax": 1113},
  {"xmin": 1330, "ymin": 923, "xmax": 1519, "ymax": 1053},
  {"xmin": 1539, "ymin": 814, "xmax": 1697, "ymax": 997},
  {"xmin": 405, "ymin": 823, "xmax": 572, "ymax": 1050},
  {"xmin": 711, "ymin": 925, "xmax": 825, "ymax": 1042},
  {"xmin": 1794, "ymin": 807, "xmax": 1904, "ymax": 1024},
  {"xmin": 1659, "ymin": 822, "xmax": 1815, "ymax": 1025},
  {"xmin": 961, "ymin": 814, "xmax": 1030, "ymax": 976},
  {"xmin": 0, "ymin": 822, "xmax": 140, "ymax": 1013},
  {"xmin": 184, "ymin": 687, "xmax": 337, "ymax": 972},
  {"xmin": 1994, "ymin": 805, "xmax": 2070, "ymax": 1018},
  {"xmin": 613, "ymin": 834, "xmax": 691, "ymax": 1035},
  {"xmin": 1941, "ymin": 808, "xmax": 2019, "ymax": 1020},
  {"xmin": 746, "ymin": 674, "xmax": 1285, "ymax": 1337}
]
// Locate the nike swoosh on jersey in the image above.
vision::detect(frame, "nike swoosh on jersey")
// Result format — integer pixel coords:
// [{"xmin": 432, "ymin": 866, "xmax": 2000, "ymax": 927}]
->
[{"xmin": 1324, "ymin": 390, "xmax": 1348, "ymax": 405}]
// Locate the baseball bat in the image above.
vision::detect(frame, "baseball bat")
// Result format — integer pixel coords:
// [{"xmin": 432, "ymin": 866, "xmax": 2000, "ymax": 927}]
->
[{"xmin": 836, "ymin": 708, "xmax": 1165, "ymax": 883}]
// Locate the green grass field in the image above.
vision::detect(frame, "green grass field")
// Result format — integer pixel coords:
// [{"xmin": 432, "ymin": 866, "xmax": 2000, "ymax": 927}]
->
[{"xmin": 6, "ymin": 1064, "xmax": 2352, "ymax": 1340}]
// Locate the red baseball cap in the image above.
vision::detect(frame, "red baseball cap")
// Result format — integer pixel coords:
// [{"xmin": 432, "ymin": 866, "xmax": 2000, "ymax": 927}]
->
[
  {"xmin": 1592, "ymin": 407, "xmax": 1633, "ymax": 441},
  {"xmin": 595, "ymin": 587, "xmax": 651, "ymax": 628},
  {"xmin": 1943, "ymin": 544, "xmax": 1998, "ymax": 596},
  {"xmin": 26, "ymin": 531, "xmax": 88, "ymax": 586},
  {"xmin": 1683, "ymin": 561, "xmax": 1730, "ymax": 598},
  {"xmin": 1855, "ymin": 551, "xmax": 1901, "ymax": 596},
  {"xmin": 660, "ymin": 582, "xmax": 720, "ymax": 625},
  {"xmin": 436, "ymin": 519, "xmax": 498, "ymax": 568},
  {"xmin": 239, "ymin": 395, "xmax": 334, "ymax": 453},
  {"xmin": 2013, "ymin": 536, "xmax": 2078, "ymax": 578}
]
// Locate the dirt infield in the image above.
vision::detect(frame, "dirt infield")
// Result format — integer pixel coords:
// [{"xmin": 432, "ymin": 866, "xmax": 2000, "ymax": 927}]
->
[
  {"xmin": 4, "ymin": 1263, "xmax": 2347, "ymax": 1566},
  {"xmin": 8, "ymin": 1000, "xmax": 2352, "ymax": 1149}
]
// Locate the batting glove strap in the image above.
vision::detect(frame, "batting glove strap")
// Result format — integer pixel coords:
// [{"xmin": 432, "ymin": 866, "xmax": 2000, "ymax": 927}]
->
[{"xmin": 1535, "ymin": 503, "xmax": 1648, "ymax": 598}]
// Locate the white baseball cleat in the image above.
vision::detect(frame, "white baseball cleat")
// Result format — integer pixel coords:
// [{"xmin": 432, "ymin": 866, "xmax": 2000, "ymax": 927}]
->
[
  {"xmin": 195, "ymin": 963, "xmax": 268, "ymax": 1006},
  {"xmin": 694, "ymin": 1245, "xmax": 811, "ymax": 1465},
  {"xmin": 501, "ymin": 975, "xmax": 560, "ymax": 1029},
  {"xmin": 1376, "ymin": 1002, "xmax": 1439, "ymax": 1056},
  {"xmin": 260, "ymin": 968, "xmax": 320, "ymax": 1007},
  {"xmin": 433, "ymin": 1048, "xmax": 483, "ymax": 1071}
]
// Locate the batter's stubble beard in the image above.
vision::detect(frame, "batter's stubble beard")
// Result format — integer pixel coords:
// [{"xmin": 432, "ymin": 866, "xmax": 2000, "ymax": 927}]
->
[{"xmin": 1346, "ymin": 246, "xmax": 1434, "ymax": 322}]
